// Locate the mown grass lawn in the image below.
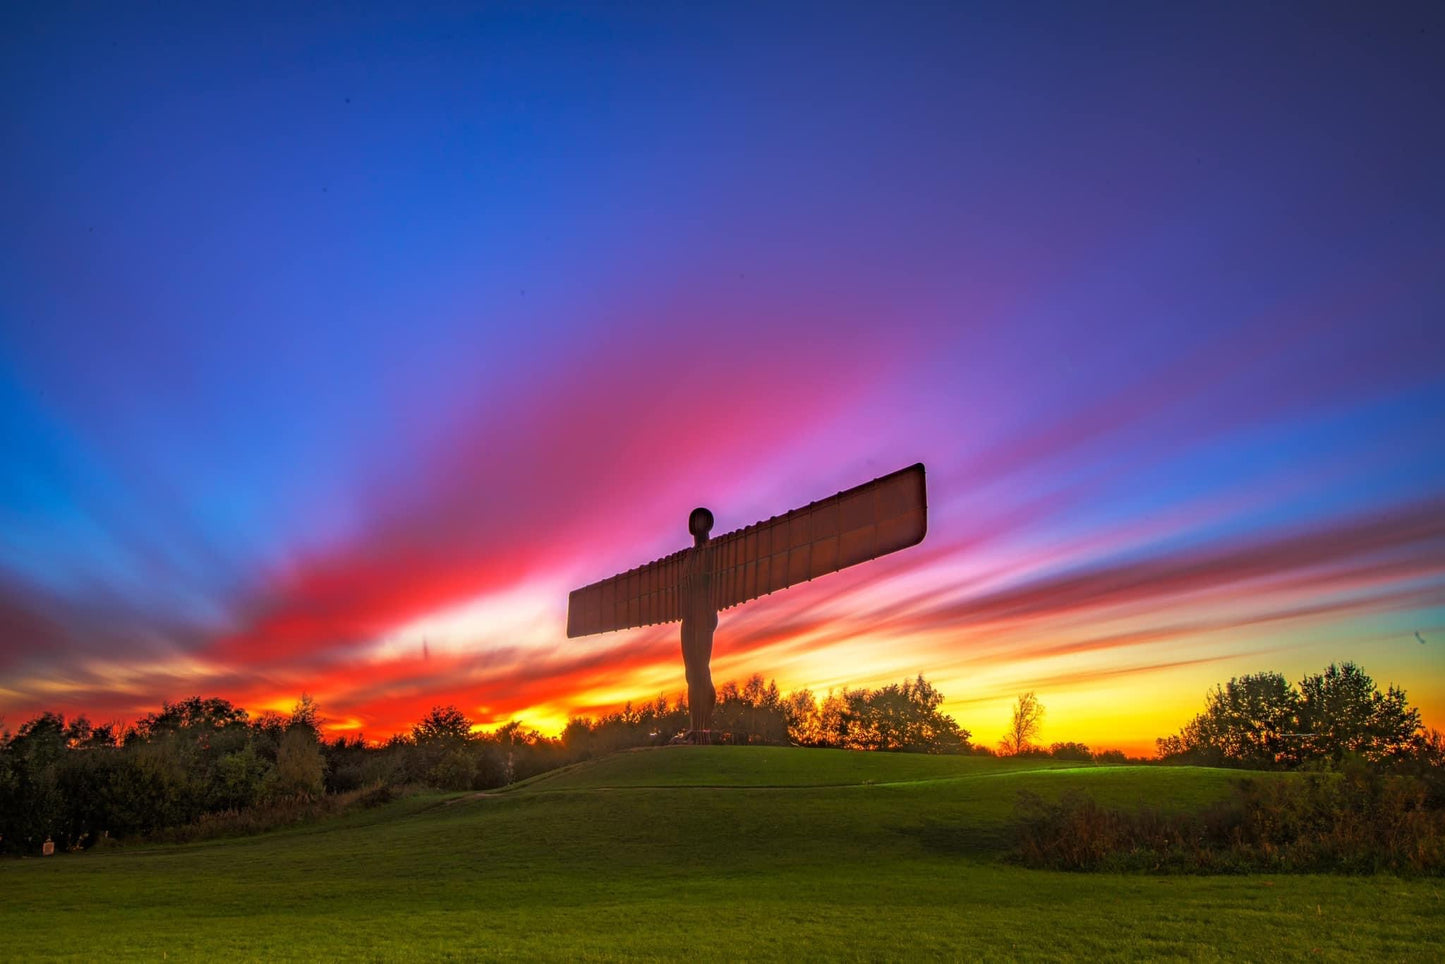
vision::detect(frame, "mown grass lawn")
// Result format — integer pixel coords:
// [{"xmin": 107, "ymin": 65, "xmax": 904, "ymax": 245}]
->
[{"xmin": 3, "ymin": 747, "xmax": 1439, "ymax": 960}]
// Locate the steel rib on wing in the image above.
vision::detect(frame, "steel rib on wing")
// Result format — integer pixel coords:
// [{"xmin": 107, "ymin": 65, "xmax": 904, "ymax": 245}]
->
[{"xmin": 565, "ymin": 463, "xmax": 927, "ymax": 638}]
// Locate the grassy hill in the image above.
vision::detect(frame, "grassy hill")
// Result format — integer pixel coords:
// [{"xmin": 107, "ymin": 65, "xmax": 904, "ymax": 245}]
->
[{"xmin": 2, "ymin": 748, "xmax": 1439, "ymax": 960}]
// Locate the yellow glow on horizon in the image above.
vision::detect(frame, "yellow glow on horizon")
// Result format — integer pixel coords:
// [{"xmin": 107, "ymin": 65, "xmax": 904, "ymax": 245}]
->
[{"xmin": 492, "ymin": 706, "xmax": 571, "ymax": 735}]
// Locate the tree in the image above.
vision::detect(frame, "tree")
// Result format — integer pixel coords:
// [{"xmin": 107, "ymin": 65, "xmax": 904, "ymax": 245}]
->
[
  {"xmin": 1000, "ymin": 692, "xmax": 1044, "ymax": 755},
  {"xmin": 783, "ymin": 689, "xmax": 817, "ymax": 744},
  {"xmin": 411, "ymin": 705, "xmax": 477, "ymax": 790},
  {"xmin": 288, "ymin": 693, "xmax": 323, "ymax": 736},
  {"xmin": 249, "ymin": 710, "xmax": 289, "ymax": 761},
  {"xmin": 561, "ymin": 717, "xmax": 596, "ymax": 759},
  {"xmin": 1296, "ymin": 662, "xmax": 1421, "ymax": 766},
  {"xmin": 713, "ymin": 674, "xmax": 790, "ymax": 744},
  {"xmin": 2, "ymin": 713, "xmax": 68, "ymax": 849},
  {"xmin": 812, "ymin": 689, "xmax": 854, "ymax": 747},
  {"xmin": 13, "ymin": 712, "xmax": 68, "ymax": 766},
  {"xmin": 412, "ymin": 705, "xmax": 474, "ymax": 746},
  {"xmin": 1418, "ymin": 728, "xmax": 1445, "ymax": 769},
  {"xmin": 321, "ymin": 734, "xmax": 371, "ymax": 793},
  {"xmin": 1156, "ymin": 672, "xmax": 1300, "ymax": 767},
  {"xmin": 782, "ymin": 677, "xmax": 969, "ymax": 753},
  {"xmin": 428, "ymin": 744, "xmax": 479, "ymax": 790},
  {"xmin": 132, "ymin": 697, "xmax": 249, "ymax": 742},
  {"xmin": 1157, "ymin": 663, "xmax": 1425, "ymax": 769},
  {"xmin": 212, "ymin": 743, "xmax": 271, "ymax": 810},
  {"xmin": 845, "ymin": 676, "xmax": 969, "ymax": 753},
  {"xmin": 268, "ymin": 727, "xmax": 326, "ymax": 801}
]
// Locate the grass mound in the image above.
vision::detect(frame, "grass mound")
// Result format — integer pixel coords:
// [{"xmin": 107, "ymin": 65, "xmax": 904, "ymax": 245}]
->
[
  {"xmin": 2, "ymin": 748, "xmax": 1439, "ymax": 960},
  {"xmin": 516, "ymin": 744, "xmax": 1079, "ymax": 790}
]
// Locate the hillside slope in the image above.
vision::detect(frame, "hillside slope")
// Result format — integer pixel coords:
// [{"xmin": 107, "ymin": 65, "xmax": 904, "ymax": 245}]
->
[{"xmin": 2, "ymin": 749, "xmax": 1438, "ymax": 961}]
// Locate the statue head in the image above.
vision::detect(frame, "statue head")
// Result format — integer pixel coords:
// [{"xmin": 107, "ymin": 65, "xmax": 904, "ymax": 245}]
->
[{"xmin": 688, "ymin": 507, "xmax": 714, "ymax": 545}]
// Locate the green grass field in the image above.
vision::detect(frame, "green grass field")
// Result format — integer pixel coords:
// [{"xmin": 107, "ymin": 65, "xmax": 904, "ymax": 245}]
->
[{"xmin": 3, "ymin": 748, "xmax": 1439, "ymax": 961}]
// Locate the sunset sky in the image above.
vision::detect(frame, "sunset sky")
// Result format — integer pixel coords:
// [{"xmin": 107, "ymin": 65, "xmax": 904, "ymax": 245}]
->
[{"xmin": 2, "ymin": 3, "xmax": 1442, "ymax": 755}]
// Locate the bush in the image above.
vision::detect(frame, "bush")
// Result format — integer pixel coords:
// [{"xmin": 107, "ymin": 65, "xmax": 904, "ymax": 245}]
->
[
  {"xmin": 1048, "ymin": 742, "xmax": 1093, "ymax": 762},
  {"xmin": 267, "ymin": 728, "xmax": 326, "ymax": 801},
  {"xmin": 428, "ymin": 746, "xmax": 478, "ymax": 791},
  {"xmin": 150, "ymin": 781, "xmax": 406, "ymax": 845},
  {"xmin": 1011, "ymin": 764, "xmax": 1445, "ymax": 875}
]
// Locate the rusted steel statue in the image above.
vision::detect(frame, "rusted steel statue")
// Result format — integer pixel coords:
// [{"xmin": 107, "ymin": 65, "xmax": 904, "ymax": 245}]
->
[{"xmin": 567, "ymin": 463, "xmax": 928, "ymax": 743}]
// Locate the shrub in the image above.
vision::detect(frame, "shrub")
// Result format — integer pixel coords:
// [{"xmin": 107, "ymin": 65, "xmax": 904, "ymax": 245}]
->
[
  {"xmin": 1011, "ymin": 764, "xmax": 1445, "ymax": 875},
  {"xmin": 1048, "ymin": 742, "xmax": 1093, "ymax": 762},
  {"xmin": 150, "ymin": 781, "xmax": 405, "ymax": 845},
  {"xmin": 428, "ymin": 746, "xmax": 478, "ymax": 791},
  {"xmin": 267, "ymin": 728, "xmax": 326, "ymax": 801}
]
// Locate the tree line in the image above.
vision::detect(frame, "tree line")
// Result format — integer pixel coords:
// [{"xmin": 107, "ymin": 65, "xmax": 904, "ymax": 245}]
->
[
  {"xmin": 0, "ymin": 696, "xmax": 334, "ymax": 855},
  {"xmin": 563, "ymin": 673, "xmax": 971, "ymax": 758},
  {"xmin": 0, "ymin": 674, "xmax": 970, "ymax": 854},
  {"xmin": 4, "ymin": 661, "xmax": 1436, "ymax": 856}
]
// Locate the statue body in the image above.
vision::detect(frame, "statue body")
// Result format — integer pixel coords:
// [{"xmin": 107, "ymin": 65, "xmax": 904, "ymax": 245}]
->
[
  {"xmin": 565, "ymin": 463, "xmax": 928, "ymax": 746},
  {"xmin": 679, "ymin": 509, "xmax": 719, "ymax": 741}
]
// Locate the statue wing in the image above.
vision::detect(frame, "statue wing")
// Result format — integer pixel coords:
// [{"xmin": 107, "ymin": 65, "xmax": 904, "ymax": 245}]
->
[
  {"xmin": 565, "ymin": 462, "xmax": 927, "ymax": 637},
  {"xmin": 566, "ymin": 546, "xmax": 687, "ymax": 638},
  {"xmin": 707, "ymin": 462, "xmax": 927, "ymax": 612}
]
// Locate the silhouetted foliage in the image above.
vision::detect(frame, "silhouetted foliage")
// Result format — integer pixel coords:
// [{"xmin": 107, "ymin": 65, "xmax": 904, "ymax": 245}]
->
[
  {"xmin": 1157, "ymin": 663, "xmax": 1426, "ymax": 770},
  {"xmin": 0, "ymin": 678, "xmax": 973, "ymax": 852},
  {"xmin": 270, "ymin": 727, "xmax": 326, "ymax": 801},
  {"xmin": 1155, "ymin": 671, "xmax": 1300, "ymax": 768},
  {"xmin": 131, "ymin": 696, "xmax": 250, "ymax": 742},
  {"xmin": 0, "ymin": 696, "xmax": 330, "ymax": 853},
  {"xmin": 1048, "ymin": 742, "xmax": 1093, "ymax": 762},
  {"xmin": 786, "ymin": 676, "xmax": 970, "ymax": 752},
  {"xmin": 1011, "ymin": 761, "xmax": 1444, "ymax": 875},
  {"xmin": 555, "ymin": 674, "xmax": 970, "ymax": 754},
  {"xmin": 1296, "ymin": 663, "xmax": 1421, "ymax": 767},
  {"xmin": 322, "ymin": 735, "xmax": 371, "ymax": 793},
  {"xmin": 412, "ymin": 705, "xmax": 474, "ymax": 746},
  {"xmin": 713, "ymin": 675, "xmax": 790, "ymax": 744},
  {"xmin": 289, "ymin": 693, "xmax": 322, "ymax": 733},
  {"xmin": 1000, "ymin": 692, "xmax": 1044, "ymax": 755},
  {"xmin": 408, "ymin": 704, "xmax": 480, "ymax": 789}
]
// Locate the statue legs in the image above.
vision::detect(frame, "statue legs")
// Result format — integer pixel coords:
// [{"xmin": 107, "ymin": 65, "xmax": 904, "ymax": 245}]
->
[{"xmin": 680, "ymin": 611, "xmax": 717, "ymax": 743}]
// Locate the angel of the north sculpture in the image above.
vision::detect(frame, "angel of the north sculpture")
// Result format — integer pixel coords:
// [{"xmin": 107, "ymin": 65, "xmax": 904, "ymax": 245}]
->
[{"xmin": 567, "ymin": 462, "xmax": 927, "ymax": 743}]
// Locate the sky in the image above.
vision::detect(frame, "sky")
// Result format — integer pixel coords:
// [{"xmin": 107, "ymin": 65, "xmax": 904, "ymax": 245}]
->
[{"xmin": 1, "ymin": 2, "xmax": 1442, "ymax": 756}]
